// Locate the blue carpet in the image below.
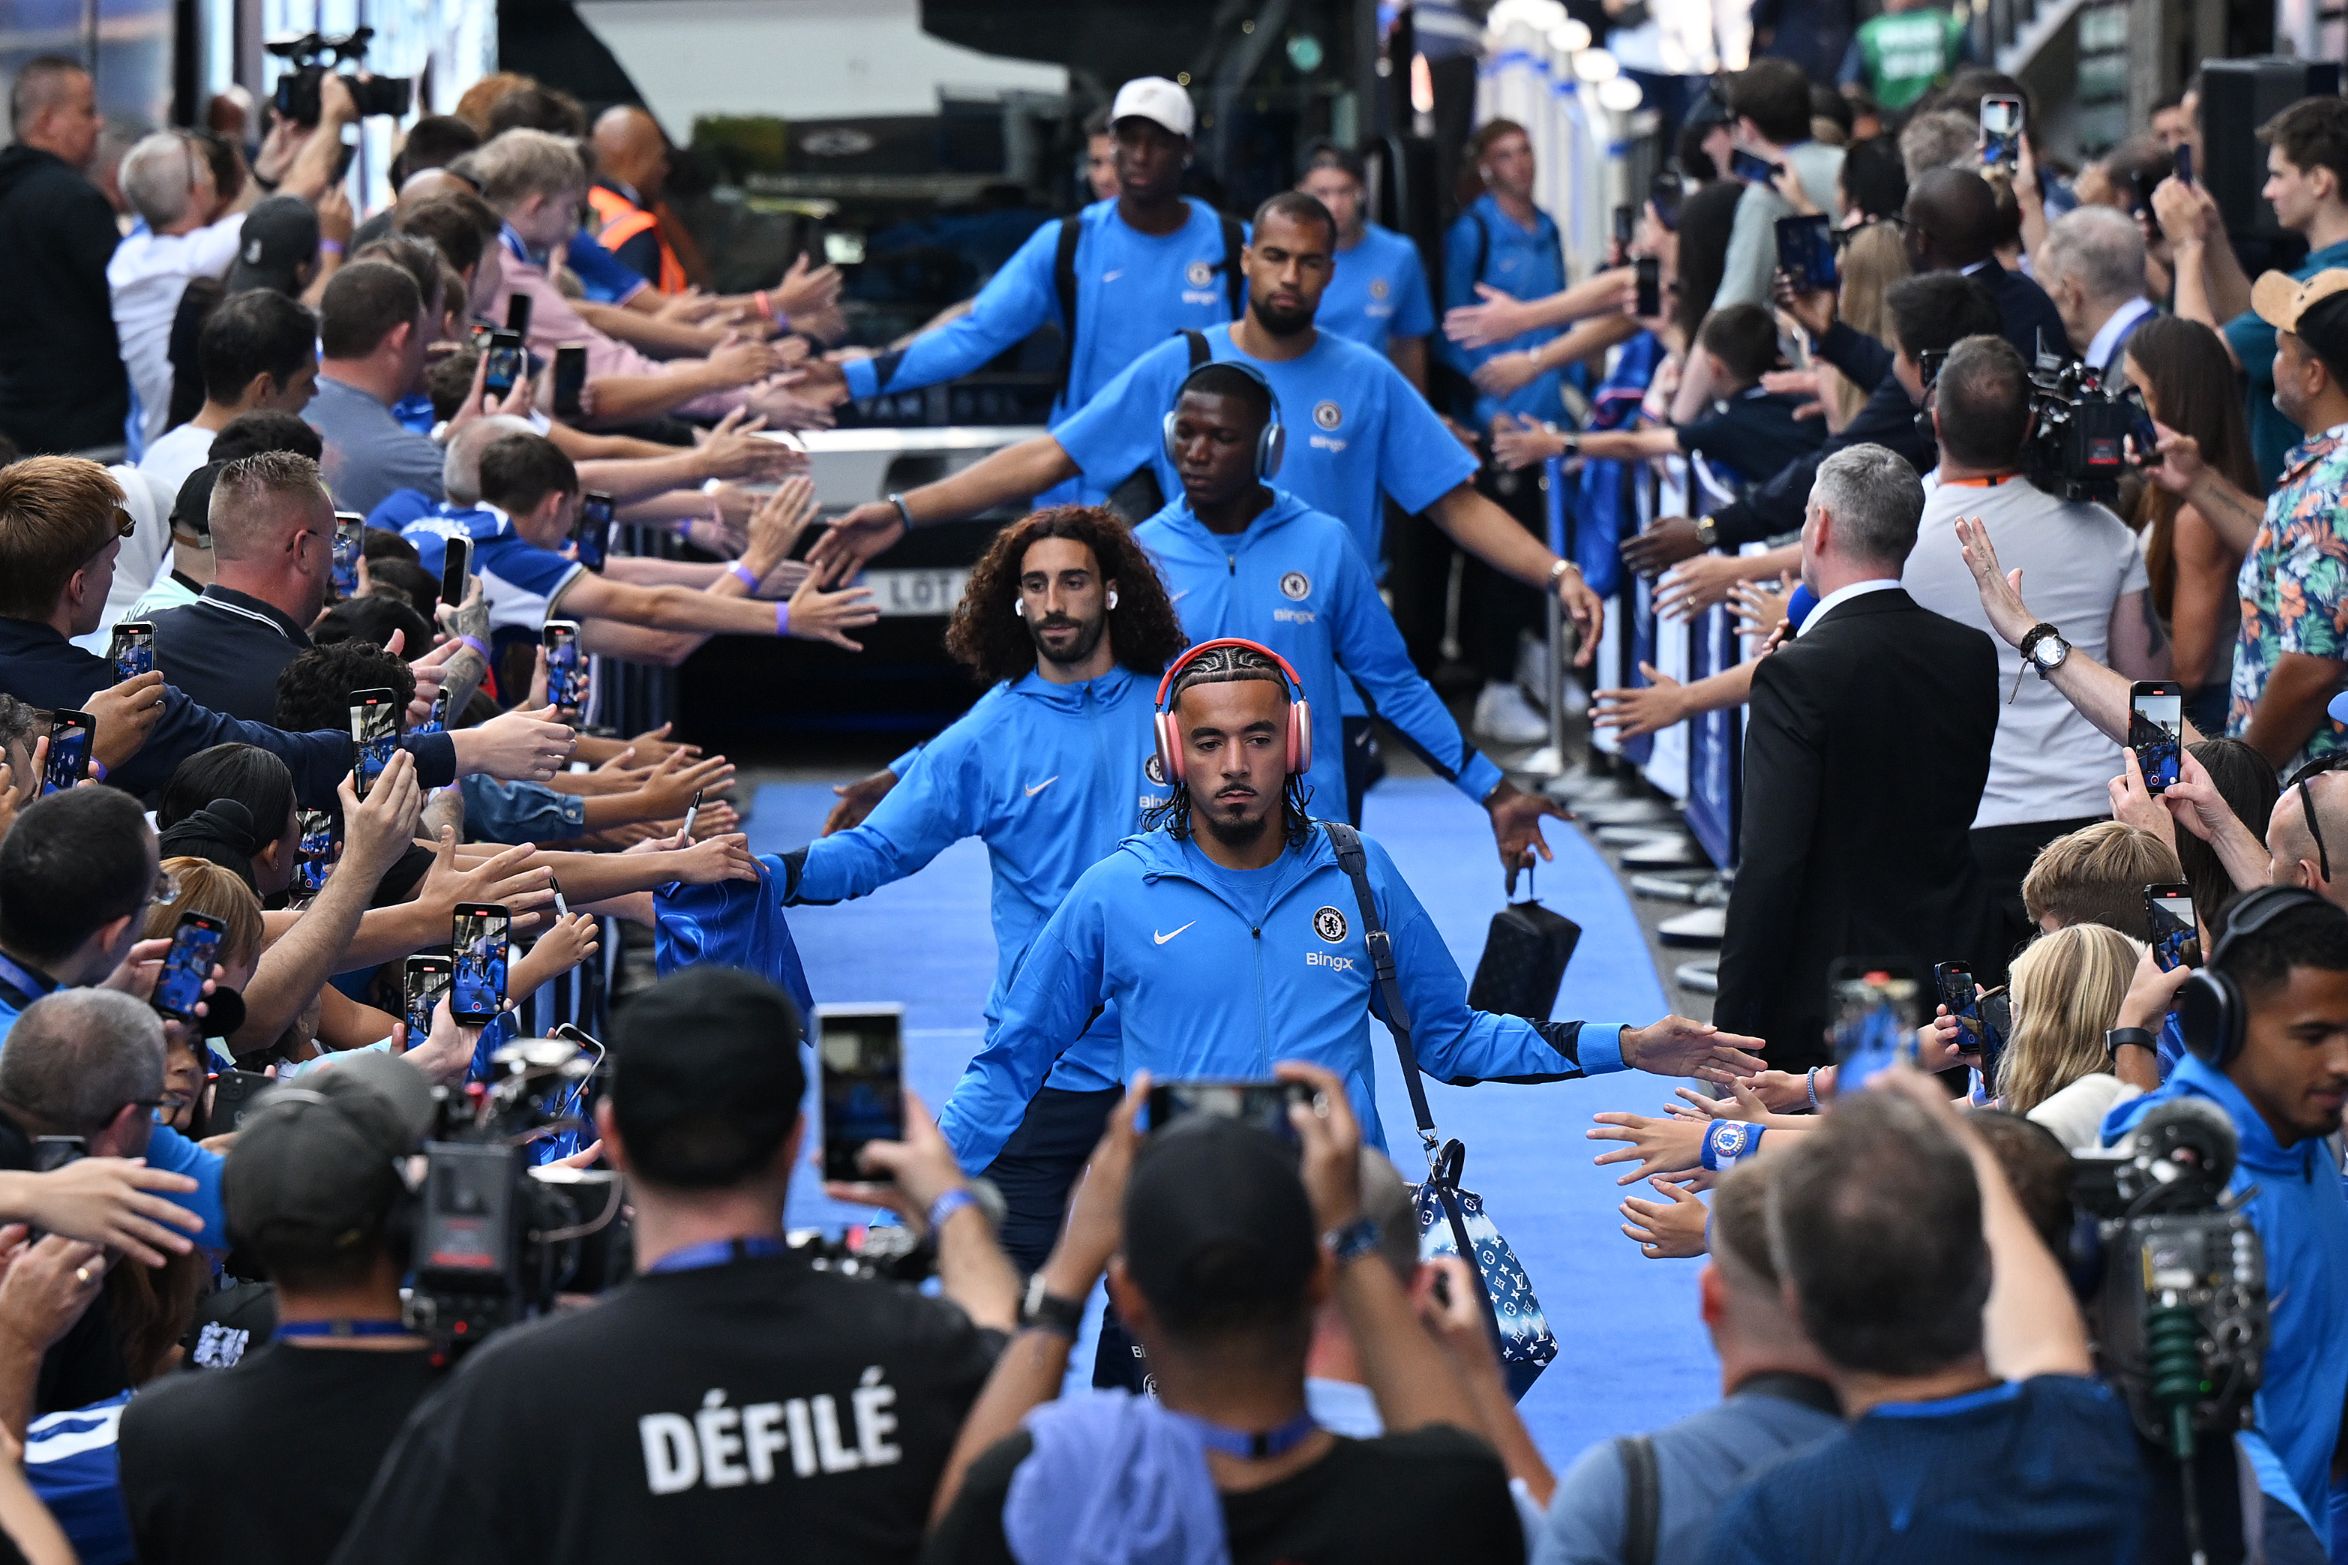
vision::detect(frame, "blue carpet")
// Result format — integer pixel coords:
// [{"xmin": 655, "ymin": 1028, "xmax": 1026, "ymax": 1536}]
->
[{"xmin": 751, "ymin": 776, "xmax": 1721, "ymax": 1472}]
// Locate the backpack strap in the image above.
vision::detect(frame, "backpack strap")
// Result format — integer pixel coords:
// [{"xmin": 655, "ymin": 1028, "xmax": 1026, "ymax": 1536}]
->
[
  {"xmin": 1614, "ymin": 1434, "xmax": 1660, "ymax": 1565},
  {"xmin": 1051, "ymin": 213, "xmax": 1084, "ymax": 398},
  {"xmin": 1182, "ymin": 328, "xmax": 1210, "ymax": 371},
  {"xmin": 1319, "ymin": 821, "xmax": 1439, "ymax": 1149},
  {"xmin": 1217, "ymin": 211, "xmax": 1245, "ymax": 321}
]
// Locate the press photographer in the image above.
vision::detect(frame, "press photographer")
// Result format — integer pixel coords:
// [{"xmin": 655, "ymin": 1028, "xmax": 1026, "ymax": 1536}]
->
[
  {"xmin": 2097, "ymin": 888, "xmax": 2348, "ymax": 1559},
  {"xmin": 330, "ymin": 968, "xmax": 1015, "ymax": 1565},
  {"xmin": 119, "ymin": 1052, "xmax": 443, "ymax": 1565}
]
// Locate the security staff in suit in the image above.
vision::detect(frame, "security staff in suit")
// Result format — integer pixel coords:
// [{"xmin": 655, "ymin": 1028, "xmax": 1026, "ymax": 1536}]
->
[{"xmin": 1714, "ymin": 444, "xmax": 2001, "ymax": 1071}]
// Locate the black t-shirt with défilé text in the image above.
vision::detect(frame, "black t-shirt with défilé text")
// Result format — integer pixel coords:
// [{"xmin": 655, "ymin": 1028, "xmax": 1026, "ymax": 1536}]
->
[
  {"xmin": 923, "ymin": 1422, "xmax": 1526, "ymax": 1565},
  {"xmin": 324, "ymin": 1251, "xmax": 1000, "ymax": 1565}
]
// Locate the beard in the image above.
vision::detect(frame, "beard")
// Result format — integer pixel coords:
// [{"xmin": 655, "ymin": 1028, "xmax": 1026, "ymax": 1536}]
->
[
  {"xmin": 1193, "ymin": 786, "xmax": 1276, "ymax": 848},
  {"xmin": 1249, "ymin": 295, "xmax": 1314, "ymax": 338},
  {"xmin": 1028, "ymin": 610, "xmax": 1108, "ymax": 669}
]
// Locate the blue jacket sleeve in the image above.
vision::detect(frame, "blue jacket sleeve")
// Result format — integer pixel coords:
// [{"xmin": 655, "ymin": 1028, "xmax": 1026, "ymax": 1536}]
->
[
  {"xmin": 1437, "ymin": 214, "xmax": 1484, "ymax": 376},
  {"xmin": 115, "ymin": 688, "xmax": 355, "ymax": 806},
  {"xmin": 787, "ymin": 739, "xmax": 980, "ymax": 905},
  {"xmin": 142, "ymin": 1124, "xmax": 227, "ymax": 1251},
  {"xmin": 1327, "ymin": 537, "xmax": 1502, "ymax": 804},
  {"xmin": 843, "ymin": 219, "xmax": 1061, "ymax": 401},
  {"xmin": 1369, "ymin": 840, "xmax": 1627, "ymax": 1082},
  {"xmin": 936, "ymin": 882, "xmax": 1110, "ymax": 1173}
]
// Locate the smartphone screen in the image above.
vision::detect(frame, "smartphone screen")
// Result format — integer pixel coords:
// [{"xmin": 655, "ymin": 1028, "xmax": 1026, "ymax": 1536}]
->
[
  {"xmin": 484, "ymin": 330, "xmax": 525, "ymax": 398},
  {"xmin": 818, "ymin": 1004, "xmax": 905, "ymax": 1182},
  {"xmin": 1729, "ymin": 147, "xmax": 1779, "ymax": 185},
  {"xmin": 349, "ymin": 688, "xmax": 399, "ymax": 800},
  {"xmin": 1774, "ymin": 214, "xmax": 1838, "ymax": 293},
  {"xmin": 402, "ymin": 954, "xmax": 453, "ymax": 1043},
  {"xmin": 1611, "ymin": 203, "xmax": 1633, "ymax": 253},
  {"xmin": 1932, "ymin": 961, "xmax": 1979, "ymax": 1052},
  {"xmin": 109, "ymin": 621, "xmax": 154, "ymax": 681},
  {"xmin": 451, "ymin": 904, "xmax": 511, "ymax": 1024},
  {"xmin": 2130, "ymin": 681, "xmax": 2183, "ymax": 792},
  {"xmin": 553, "ymin": 344, "xmax": 588, "ymax": 420},
  {"xmin": 294, "ymin": 807, "xmax": 335, "ymax": 895},
  {"xmin": 2147, "ymin": 884, "xmax": 2197, "ymax": 972},
  {"xmin": 1980, "ymin": 95, "xmax": 2024, "ymax": 174},
  {"xmin": 1147, "ymin": 1079, "xmax": 1312, "ymax": 1144},
  {"xmin": 1634, "ymin": 256, "xmax": 1662, "ymax": 318},
  {"xmin": 1829, "ymin": 961, "xmax": 1923, "ymax": 1096},
  {"xmin": 543, "ymin": 620, "xmax": 588, "ymax": 719},
  {"xmin": 505, "ymin": 292, "xmax": 534, "ymax": 338},
  {"xmin": 2175, "ymin": 143, "xmax": 2194, "ymax": 186},
  {"xmin": 1977, "ymin": 987, "xmax": 2012, "ymax": 1099},
  {"xmin": 332, "ymin": 512, "xmax": 365, "ymax": 599},
  {"xmin": 574, "ymin": 492, "xmax": 614, "ymax": 572},
  {"xmin": 440, "ymin": 534, "xmax": 474, "ymax": 611},
  {"xmin": 414, "ymin": 687, "xmax": 450, "ymax": 736},
  {"xmin": 42, "ymin": 710, "xmax": 93, "ymax": 795},
  {"xmin": 153, "ymin": 912, "xmax": 223, "ymax": 1021}
]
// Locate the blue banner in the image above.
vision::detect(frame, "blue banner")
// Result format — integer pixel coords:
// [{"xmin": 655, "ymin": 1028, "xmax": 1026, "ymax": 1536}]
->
[{"xmin": 1683, "ymin": 598, "xmax": 1740, "ymax": 870}]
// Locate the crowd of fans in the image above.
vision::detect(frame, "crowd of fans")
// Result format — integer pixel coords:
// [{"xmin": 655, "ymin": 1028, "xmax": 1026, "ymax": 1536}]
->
[{"xmin": 0, "ymin": 32, "xmax": 2340, "ymax": 1565}]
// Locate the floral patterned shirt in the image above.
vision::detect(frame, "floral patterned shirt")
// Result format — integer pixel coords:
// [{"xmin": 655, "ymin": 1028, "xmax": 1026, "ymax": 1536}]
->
[{"xmin": 2230, "ymin": 424, "xmax": 2348, "ymax": 772}]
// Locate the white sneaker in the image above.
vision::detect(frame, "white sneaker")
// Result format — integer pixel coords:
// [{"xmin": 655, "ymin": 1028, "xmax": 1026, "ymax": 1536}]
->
[
  {"xmin": 1474, "ymin": 681, "xmax": 1551, "ymax": 746},
  {"xmin": 1514, "ymin": 636, "xmax": 1589, "ymax": 719}
]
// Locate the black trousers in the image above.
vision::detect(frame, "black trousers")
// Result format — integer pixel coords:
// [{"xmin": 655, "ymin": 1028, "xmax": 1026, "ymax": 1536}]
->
[
  {"xmin": 1460, "ymin": 462, "xmax": 1548, "ymax": 681},
  {"xmin": 1969, "ymin": 813, "xmax": 2105, "ymax": 982},
  {"xmin": 982, "ymin": 1084, "xmax": 1121, "ymax": 1273}
]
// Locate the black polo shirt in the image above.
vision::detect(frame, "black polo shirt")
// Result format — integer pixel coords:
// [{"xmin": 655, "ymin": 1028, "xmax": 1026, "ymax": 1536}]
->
[
  {"xmin": 1673, "ymin": 387, "xmax": 1826, "ymax": 488},
  {"xmin": 149, "ymin": 586, "xmax": 313, "ymax": 724}
]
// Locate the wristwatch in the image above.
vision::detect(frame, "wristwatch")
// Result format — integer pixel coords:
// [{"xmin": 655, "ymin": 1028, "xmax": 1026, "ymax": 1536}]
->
[
  {"xmin": 1020, "ymin": 1273, "xmax": 1086, "ymax": 1337},
  {"xmin": 2019, "ymin": 622, "xmax": 2071, "ymax": 677},
  {"xmin": 1694, "ymin": 515, "xmax": 1719, "ymax": 549},
  {"xmin": 2104, "ymin": 1026, "xmax": 2158, "ymax": 1065},
  {"xmin": 1326, "ymin": 1216, "xmax": 1383, "ymax": 1265},
  {"xmin": 1548, "ymin": 557, "xmax": 1582, "ymax": 586}
]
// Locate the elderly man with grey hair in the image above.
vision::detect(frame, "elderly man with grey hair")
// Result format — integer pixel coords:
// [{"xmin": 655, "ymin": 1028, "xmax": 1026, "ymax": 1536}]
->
[
  {"xmin": 108, "ymin": 94, "xmax": 355, "ymax": 455},
  {"xmin": 1716, "ymin": 443, "xmax": 2004, "ymax": 1065},
  {"xmin": 2036, "ymin": 205, "xmax": 2159, "ymax": 377}
]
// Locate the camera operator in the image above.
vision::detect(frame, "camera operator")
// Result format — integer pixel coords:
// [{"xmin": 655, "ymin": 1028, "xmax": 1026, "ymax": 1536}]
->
[
  {"xmin": 1707, "ymin": 1076, "xmax": 2147, "ymax": 1560},
  {"xmin": 1900, "ymin": 332, "xmax": 2164, "ymax": 949},
  {"xmin": 2098, "ymin": 889, "xmax": 2348, "ymax": 1555},
  {"xmin": 118, "ymin": 1052, "xmax": 441, "ymax": 1565},
  {"xmin": 330, "ymin": 968, "xmax": 1015, "ymax": 1565}
]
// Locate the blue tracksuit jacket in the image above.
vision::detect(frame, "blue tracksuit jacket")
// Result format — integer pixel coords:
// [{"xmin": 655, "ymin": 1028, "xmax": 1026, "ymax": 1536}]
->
[
  {"xmin": 785, "ymin": 664, "xmax": 1173, "ymax": 1100},
  {"xmin": 938, "ymin": 824, "xmax": 1630, "ymax": 1171},
  {"xmin": 1135, "ymin": 488, "xmax": 1504, "ymax": 817}
]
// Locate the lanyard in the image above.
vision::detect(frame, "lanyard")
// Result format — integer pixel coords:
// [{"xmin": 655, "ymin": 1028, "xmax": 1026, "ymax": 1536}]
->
[
  {"xmin": 1939, "ymin": 472, "xmax": 2019, "ymax": 488},
  {"xmin": 276, "ymin": 1319, "xmax": 414, "ymax": 1341},
  {"xmin": 0, "ymin": 952, "xmax": 56, "ymax": 1012},
  {"xmin": 498, "ymin": 223, "xmax": 540, "ymax": 268},
  {"xmin": 1169, "ymin": 1408, "xmax": 1320, "ymax": 1460},
  {"xmin": 642, "ymin": 1236, "xmax": 788, "ymax": 1276}
]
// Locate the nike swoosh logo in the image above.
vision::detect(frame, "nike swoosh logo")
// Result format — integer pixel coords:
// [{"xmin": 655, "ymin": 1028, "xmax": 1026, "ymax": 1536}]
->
[
  {"xmin": 1024, "ymin": 775, "xmax": 1060, "ymax": 798},
  {"xmin": 1102, "ymin": 269, "xmax": 1124, "ymax": 283},
  {"xmin": 1153, "ymin": 921, "xmax": 1197, "ymax": 945}
]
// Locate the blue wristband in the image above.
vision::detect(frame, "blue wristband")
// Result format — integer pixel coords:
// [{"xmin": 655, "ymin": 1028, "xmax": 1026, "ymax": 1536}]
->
[
  {"xmin": 1700, "ymin": 1120, "xmax": 1763, "ymax": 1172},
  {"xmin": 774, "ymin": 600, "xmax": 791, "ymax": 638},
  {"xmin": 729, "ymin": 562, "xmax": 760, "ymax": 589},
  {"xmin": 927, "ymin": 1188, "xmax": 977, "ymax": 1233}
]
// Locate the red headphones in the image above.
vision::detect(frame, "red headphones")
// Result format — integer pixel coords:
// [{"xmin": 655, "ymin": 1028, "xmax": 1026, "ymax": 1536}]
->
[{"xmin": 1152, "ymin": 638, "xmax": 1312, "ymax": 783}]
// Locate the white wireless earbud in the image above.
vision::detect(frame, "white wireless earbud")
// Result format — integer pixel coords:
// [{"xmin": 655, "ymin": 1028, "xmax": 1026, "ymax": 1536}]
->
[
  {"xmin": 1107, "ymin": 588, "xmax": 1119, "ymax": 610},
  {"xmin": 1013, "ymin": 599, "xmax": 1027, "ymax": 618}
]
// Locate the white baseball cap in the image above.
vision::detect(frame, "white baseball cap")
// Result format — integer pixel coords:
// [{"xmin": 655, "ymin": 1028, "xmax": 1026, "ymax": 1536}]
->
[{"xmin": 1110, "ymin": 77, "xmax": 1195, "ymax": 139}]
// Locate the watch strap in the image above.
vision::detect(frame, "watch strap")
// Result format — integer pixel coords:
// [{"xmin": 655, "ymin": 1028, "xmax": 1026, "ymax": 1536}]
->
[
  {"xmin": 1694, "ymin": 514, "xmax": 1719, "ymax": 549},
  {"xmin": 2104, "ymin": 1026, "xmax": 2157, "ymax": 1064},
  {"xmin": 1020, "ymin": 1277, "xmax": 1086, "ymax": 1337},
  {"xmin": 1326, "ymin": 1216, "xmax": 1383, "ymax": 1265}
]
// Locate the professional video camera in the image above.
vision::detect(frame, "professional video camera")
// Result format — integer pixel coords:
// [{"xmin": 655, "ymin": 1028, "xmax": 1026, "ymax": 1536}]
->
[
  {"xmin": 264, "ymin": 29, "xmax": 412, "ymax": 127},
  {"xmin": 2021, "ymin": 346, "xmax": 2156, "ymax": 504},
  {"xmin": 405, "ymin": 1036, "xmax": 631, "ymax": 1361},
  {"xmin": 2072, "ymin": 1097, "xmax": 2267, "ymax": 1562}
]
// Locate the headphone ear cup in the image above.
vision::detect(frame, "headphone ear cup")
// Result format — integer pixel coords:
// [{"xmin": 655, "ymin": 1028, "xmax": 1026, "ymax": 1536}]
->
[
  {"xmin": 2176, "ymin": 969, "xmax": 2237, "ymax": 1066},
  {"xmin": 1154, "ymin": 710, "xmax": 1183, "ymax": 784},
  {"xmin": 1161, "ymin": 411, "xmax": 1180, "ymax": 472},
  {"xmin": 1259, "ymin": 421, "xmax": 1284, "ymax": 480},
  {"xmin": 1291, "ymin": 697, "xmax": 1312, "ymax": 777}
]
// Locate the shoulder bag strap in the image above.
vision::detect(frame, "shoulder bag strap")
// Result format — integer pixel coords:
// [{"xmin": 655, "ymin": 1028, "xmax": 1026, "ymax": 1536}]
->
[
  {"xmin": 1320, "ymin": 821, "xmax": 1439, "ymax": 1148},
  {"xmin": 1218, "ymin": 212, "xmax": 1246, "ymax": 321},
  {"xmin": 1183, "ymin": 328, "xmax": 1210, "ymax": 371},
  {"xmin": 1052, "ymin": 213, "xmax": 1084, "ymax": 397},
  {"xmin": 1614, "ymin": 1433, "xmax": 1660, "ymax": 1565}
]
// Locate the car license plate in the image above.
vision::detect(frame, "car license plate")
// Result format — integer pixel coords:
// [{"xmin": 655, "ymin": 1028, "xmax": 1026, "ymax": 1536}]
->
[{"xmin": 863, "ymin": 567, "xmax": 970, "ymax": 618}]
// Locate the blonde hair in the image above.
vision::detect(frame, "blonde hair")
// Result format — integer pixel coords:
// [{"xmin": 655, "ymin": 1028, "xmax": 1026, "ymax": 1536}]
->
[
  {"xmin": 145, "ymin": 857, "xmax": 265, "ymax": 976},
  {"xmin": 1823, "ymin": 222, "xmax": 1911, "ymax": 425},
  {"xmin": 2000, "ymin": 923, "xmax": 2136, "ymax": 1115}
]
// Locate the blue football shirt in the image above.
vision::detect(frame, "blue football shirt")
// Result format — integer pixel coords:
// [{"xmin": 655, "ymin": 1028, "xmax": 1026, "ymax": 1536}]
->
[
  {"xmin": 1053, "ymin": 322, "xmax": 1476, "ymax": 565},
  {"xmin": 1320, "ymin": 223, "xmax": 1437, "ymax": 355}
]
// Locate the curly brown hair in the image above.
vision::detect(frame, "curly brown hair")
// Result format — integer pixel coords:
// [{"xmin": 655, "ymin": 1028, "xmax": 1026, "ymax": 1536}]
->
[{"xmin": 944, "ymin": 506, "xmax": 1188, "ymax": 686}]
